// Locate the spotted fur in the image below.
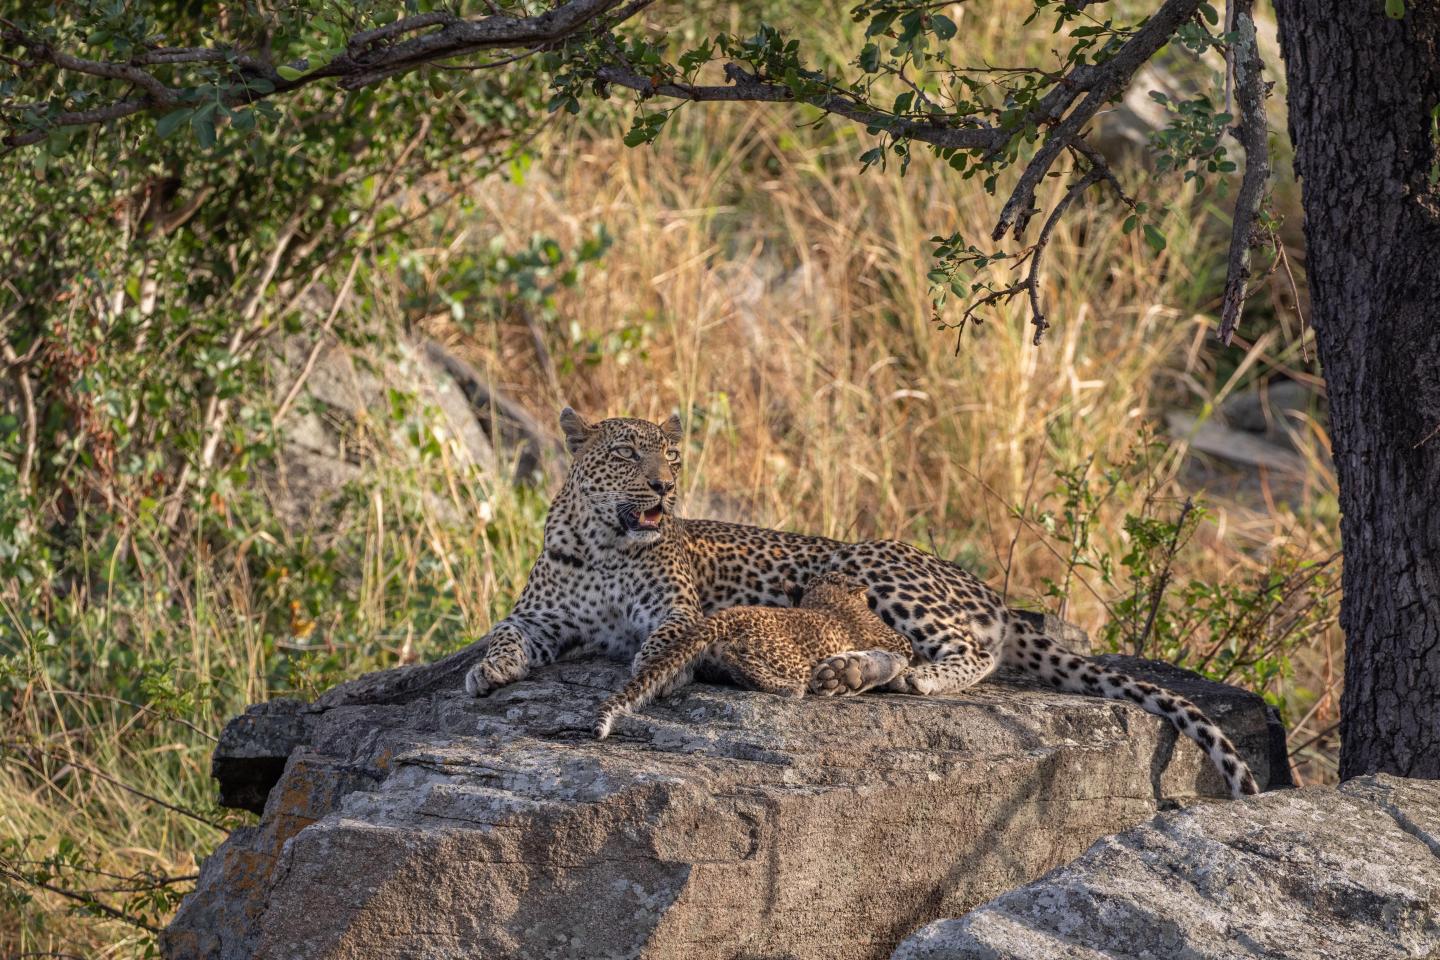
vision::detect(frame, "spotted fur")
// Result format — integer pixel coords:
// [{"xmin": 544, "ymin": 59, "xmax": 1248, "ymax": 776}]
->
[
  {"xmin": 464, "ymin": 409, "xmax": 1259, "ymax": 799},
  {"xmin": 594, "ymin": 572, "xmax": 911, "ymax": 739}
]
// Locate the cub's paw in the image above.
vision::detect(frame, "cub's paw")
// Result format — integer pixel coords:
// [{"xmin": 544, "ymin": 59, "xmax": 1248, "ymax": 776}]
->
[{"xmin": 809, "ymin": 650, "xmax": 908, "ymax": 696}]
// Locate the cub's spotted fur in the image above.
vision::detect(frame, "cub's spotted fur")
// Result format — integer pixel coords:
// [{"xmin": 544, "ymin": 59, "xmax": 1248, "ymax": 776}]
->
[
  {"xmin": 594, "ymin": 572, "xmax": 911, "ymax": 739},
  {"xmin": 464, "ymin": 409, "xmax": 1259, "ymax": 799}
]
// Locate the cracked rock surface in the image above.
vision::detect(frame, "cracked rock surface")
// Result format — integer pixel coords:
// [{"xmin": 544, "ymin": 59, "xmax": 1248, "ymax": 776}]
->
[
  {"xmin": 164, "ymin": 655, "xmax": 1288, "ymax": 960},
  {"xmin": 893, "ymin": 773, "xmax": 1440, "ymax": 960}
]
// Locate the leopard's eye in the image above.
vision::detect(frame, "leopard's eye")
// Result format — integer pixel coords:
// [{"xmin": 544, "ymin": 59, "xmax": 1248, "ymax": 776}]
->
[
  {"xmin": 612, "ymin": 445, "xmax": 638, "ymax": 461},
  {"xmin": 664, "ymin": 448, "xmax": 680, "ymax": 463}
]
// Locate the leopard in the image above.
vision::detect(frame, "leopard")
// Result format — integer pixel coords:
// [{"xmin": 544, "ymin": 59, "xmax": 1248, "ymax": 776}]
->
[
  {"xmin": 593, "ymin": 571, "xmax": 913, "ymax": 740},
  {"xmin": 464, "ymin": 408, "xmax": 1259, "ymax": 799}
]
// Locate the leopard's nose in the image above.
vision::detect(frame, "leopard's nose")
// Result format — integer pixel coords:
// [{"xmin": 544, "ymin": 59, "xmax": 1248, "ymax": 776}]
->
[{"xmin": 650, "ymin": 478, "xmax": 674, "ymax": 496}]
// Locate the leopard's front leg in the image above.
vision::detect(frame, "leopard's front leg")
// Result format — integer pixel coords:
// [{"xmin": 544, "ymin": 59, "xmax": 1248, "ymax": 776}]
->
[
  {"xmin": 630, "ymin": 609, "xmax": 705, "ymax": 699},
  {"xmin": 885, "ymin": 639, "xmax": 997, "ymax": 696},
  {"xmin": 464, "ymin": 618, "xmax": 559, "ymax": 697}
]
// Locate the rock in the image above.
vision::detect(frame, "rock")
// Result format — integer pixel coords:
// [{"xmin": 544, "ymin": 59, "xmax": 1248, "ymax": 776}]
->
[
  {"xmin": 165, "ymin": 653, "xmax": 1288, "ymax": 960},
  {"xmin": 264, "ymin": 336, "xmax": 556, "ymax": 529},
  {"xmin": 1091, "ymin": 64, "xmax": 1186, "ymax": 161},
  {"xmin": 1165, "ymin": 410, "xmax": 1310, "ymax": 476},
  {"xmin": 1219, "ymin": 379, "xmax": 1321, "ymax": 445},
  {"xmin": 892, "ymin": 773, "xmax": 1440, "ymax": 960}
]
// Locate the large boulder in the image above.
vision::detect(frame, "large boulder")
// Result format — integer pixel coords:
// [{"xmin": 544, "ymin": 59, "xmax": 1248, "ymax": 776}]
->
[
  {"xmin": 893, "ymin": 773, "xmax": 1440, "ymax": 960},
  {"xmin": 164, "ymin": 655, "xmax": 1289, "ymax": 960},
  {"xmin": 264, "ymin": 335, "xmax": 559, "ymax": 528}
]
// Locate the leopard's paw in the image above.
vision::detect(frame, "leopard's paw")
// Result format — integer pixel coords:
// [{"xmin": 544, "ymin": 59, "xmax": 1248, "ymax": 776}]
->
[
  {"xmin": 809, "ymin": 650, "xmax": 908, "ymax": 696},
  {"xmin": 464, "ymin": 657, "xmax": 526, "ymax": 697}
]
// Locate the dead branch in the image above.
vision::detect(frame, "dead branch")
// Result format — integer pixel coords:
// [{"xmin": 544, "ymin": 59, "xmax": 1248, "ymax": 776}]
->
[
  {"xmin": 959, "ymin": 163, "xmax": 1104, "ymax": 343},
  {"xmin": 1217, "ymin": 0, "xmax": 1272, "ymax": 345}
]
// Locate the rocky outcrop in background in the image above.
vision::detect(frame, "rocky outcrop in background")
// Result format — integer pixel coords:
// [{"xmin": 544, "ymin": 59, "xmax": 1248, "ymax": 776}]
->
[
  {"xmin": 164, "ymin": 653, "xmax": 1288, "ymax": 960},
  {"xmin": 265, "ymin": 335, "xmax": 558, "ymax": 527}
]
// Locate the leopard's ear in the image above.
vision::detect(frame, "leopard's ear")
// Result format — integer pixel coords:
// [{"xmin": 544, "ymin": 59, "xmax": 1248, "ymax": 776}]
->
[
  {"xmin": 559, "ymin": 407, "xmax": 598, "ymax": 456},
  {"xmin": 659, "ymin": 412, "xmax": 682, "ymax": 444}
]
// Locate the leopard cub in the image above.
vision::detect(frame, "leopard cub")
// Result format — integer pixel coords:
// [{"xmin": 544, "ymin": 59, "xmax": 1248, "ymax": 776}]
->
[{"xmin": 594, "ymin": 572, "xmax": 911, "ymax": 739}]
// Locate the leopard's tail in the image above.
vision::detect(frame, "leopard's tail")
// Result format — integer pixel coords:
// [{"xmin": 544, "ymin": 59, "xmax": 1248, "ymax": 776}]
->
[
  {"xmin": 1004, "ymin": 611, "xmax": 1259, "ymax": 800},
  {"xmin": 594, "ymin": 619, "xmax": 719, "ymax": 740}
]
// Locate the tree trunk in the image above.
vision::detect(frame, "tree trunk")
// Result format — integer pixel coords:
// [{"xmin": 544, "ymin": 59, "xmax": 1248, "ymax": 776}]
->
[{"xmin": 1273, "ymin": 0, "xmax": 1440, "ymax": 779}]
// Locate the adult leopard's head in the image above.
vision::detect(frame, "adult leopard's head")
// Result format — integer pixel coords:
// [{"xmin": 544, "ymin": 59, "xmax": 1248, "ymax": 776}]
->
[{"xmin": 557, "ymin": 408, "xmax": 683, "ymax": 546}]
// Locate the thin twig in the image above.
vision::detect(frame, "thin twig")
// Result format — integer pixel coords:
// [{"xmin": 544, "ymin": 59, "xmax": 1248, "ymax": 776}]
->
[
  {"xmin": 1287, "ymin": 720, "xmax": 1340, "ymax": 757},
  {"xmin": 1002, "ymin": 449, "xmax": 1045, "ymax": 603},
  {"xmin": 2, "ymin": 742, "xmax": 224, "ymax": 830},
  {"xmin": 954, "ymin": 462, "xmax": 1120, "ymax": 621},
  {"xmin": 1023, "ymin": 167, "xmax": 1103, "ymax": 343},
  {"xmin": 42, "ymin": 689, "xmax": 217, "ymax": 743},
  {"xmin": 1133, "ymin": 496, "xmax": 1194, "ymax": 657},
  {"xmin": 274, "ymin": 251, "xmax": 364, "ymax": 424},
  {"xmin": 0, "ymin": 864, "xmax": 162, "ymax": 934}
]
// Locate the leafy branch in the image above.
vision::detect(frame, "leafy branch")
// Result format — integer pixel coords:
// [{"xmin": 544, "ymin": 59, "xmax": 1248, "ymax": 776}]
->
[
  {"xmin": 0, "ymin": 0, "xmax": 647, "ymax": 153},
  {"xmin": 569, "ymin": 0, "xmax": 1272, "ymax": 342},
  {"xmin": 2, "ymin": 0, "xmax": 1279, "ymax": 343}
]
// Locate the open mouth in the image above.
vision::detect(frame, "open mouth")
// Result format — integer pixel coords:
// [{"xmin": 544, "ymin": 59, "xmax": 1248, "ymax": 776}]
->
[{"xmin": 623, "ymin": 503, "xmax": 665, "ymax": 532}]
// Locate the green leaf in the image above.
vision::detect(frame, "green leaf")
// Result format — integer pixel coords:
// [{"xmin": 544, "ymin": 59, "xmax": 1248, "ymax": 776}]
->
[
  {"xmin": 276, "ymin": 65, "xmax": 305, "ymax": 81},
  {"xmin": 1385, "ymin": 0, "xmax": 1405, "ymax": 17},
  {"xmin": 1143, "ymin": 224, "xmax": 1167, "ymax": 253},
  {"xmin": 859, "ymin": 42, "xmax": 880, "ymax": 72},
  {"xmin": 1199, "ymin": 3, "xmax": 1220, "ymax": 25},
  {"xmin": 929, "ymin": 14, "xmax": 957, "ymax": 40},
  {"xmin": 156, "ymin": 108, "xmax": 191, "ymax": 139},
  {"xmin": 193, "ymin": 113, "xmax": 216, "ymax": 149}
]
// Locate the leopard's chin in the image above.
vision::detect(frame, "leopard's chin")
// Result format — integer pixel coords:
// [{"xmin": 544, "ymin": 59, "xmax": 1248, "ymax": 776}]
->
[{"xmin": 626, "ymin": 527, "xmax": 664, "ymax": 546}]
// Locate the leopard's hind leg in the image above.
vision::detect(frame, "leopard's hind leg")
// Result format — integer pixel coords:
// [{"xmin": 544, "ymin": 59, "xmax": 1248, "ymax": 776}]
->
[
  {"xmin": 809, "ymin": 650, "xmax": 910, "ymax": 696},
  {"xmin": 728, "ymin": 646, "xmax": 808, "ymax": 698}
]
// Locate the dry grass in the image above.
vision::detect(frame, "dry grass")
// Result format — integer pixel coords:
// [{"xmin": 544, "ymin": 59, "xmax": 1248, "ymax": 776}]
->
[{"xmin": 1, "ymin": 2, "xmax": 1342, "ymax": 954}]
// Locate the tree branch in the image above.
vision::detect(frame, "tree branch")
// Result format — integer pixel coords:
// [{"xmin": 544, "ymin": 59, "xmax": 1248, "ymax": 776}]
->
[
  {"xmin": 0, "ymin": 0, "xmax": 643, "ymax": 152},
  {"xmin": 1217, "ymin": 0, "xmax": 1271, "ymax": 345},
  {"xmin": 593, "ymin": 61, "xmax": 1003, "ymax": 151},
  {"xmin": 991, "ymin": 0, "xmax": 1204, "ymax": 242},
  {"xmin": 959, "ymin": 164, "xmax": 1104, "ymax": 344},
  {"xmin": 0, "ymin": 863, "xmax": 163, "ymax": 934}
]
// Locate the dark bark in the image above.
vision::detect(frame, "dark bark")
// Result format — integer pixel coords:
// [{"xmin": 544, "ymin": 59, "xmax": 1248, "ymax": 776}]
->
[{"xmin": 1273, "ymin": 0, "xmax": 1440, "ymax": 779}]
